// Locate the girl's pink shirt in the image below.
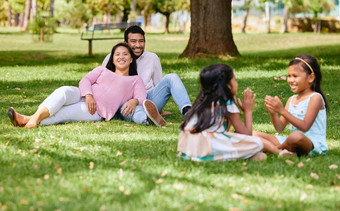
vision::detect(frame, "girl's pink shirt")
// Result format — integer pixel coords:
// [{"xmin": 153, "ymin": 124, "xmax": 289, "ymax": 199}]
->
[{"xmin": 79, "ymin": 66, "xmax": 146, "ymax": 121}]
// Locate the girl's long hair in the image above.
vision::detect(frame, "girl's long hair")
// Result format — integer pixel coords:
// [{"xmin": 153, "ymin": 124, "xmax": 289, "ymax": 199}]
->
[
  {"xmin": 180, "ymin": 64, "xmax": 234, "ymax": 133},
  {"xmin": 289, "ymin": 54, "xmax": 328, "ymax": 109},
  {"xmin": 106, "ymin": 43, "xmax": 137, "ymax": 76}
]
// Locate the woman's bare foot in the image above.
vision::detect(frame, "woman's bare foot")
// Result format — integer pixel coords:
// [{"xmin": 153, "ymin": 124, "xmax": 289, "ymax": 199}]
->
[
  {"xmin": 24, "ymin": 107, "xmax": 50, "ymax": 128},
  {"xmin": 8, "ymin": 107, "xmax": 31, "ymax": 127}
]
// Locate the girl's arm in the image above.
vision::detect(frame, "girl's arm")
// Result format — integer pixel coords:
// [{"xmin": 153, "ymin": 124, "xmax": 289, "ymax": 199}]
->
[
  {"xmin": 265, "ymin": 95, "xmax": 289, "ymax": 132},
  {"xmin": 230, "ymin": 88, "xmax": 256, "ymax": 135},
  {"xmin": 274, "ymin": 94, "xmax": 322, "ymax": 132},
  {"xmin": 229, "ymin": 113, "xmax": 252, "ymax": 135}
]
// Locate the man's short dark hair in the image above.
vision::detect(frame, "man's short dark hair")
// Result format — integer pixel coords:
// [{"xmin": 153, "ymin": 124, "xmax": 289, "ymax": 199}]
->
[{"xmin": 124, "ymin": 25, "xmax": 145, "ymax": 42}]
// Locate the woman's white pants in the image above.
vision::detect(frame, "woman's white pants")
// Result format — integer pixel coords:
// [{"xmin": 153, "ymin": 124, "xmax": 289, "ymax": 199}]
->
[{"xmin": 39, "ymin": 86, "xmax": 102, "ymax": 126}]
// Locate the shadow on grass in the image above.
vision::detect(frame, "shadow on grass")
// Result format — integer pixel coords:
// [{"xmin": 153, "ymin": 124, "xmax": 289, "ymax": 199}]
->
[
  {"xmin": 0, "ymin": 50, "xmax": 107, "ymax": 67},
  {"xmin": 1, "ymin": 43, "xmax": 339, "ymax": 70}
]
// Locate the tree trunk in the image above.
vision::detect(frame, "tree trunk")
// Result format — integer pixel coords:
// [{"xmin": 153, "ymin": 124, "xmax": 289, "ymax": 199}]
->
[
  {"xmin": 242, "ymin": 8, "xmax": 249, "ymax": 33},
  {"xmin": 31, "ymin": 0, "xmax": 37, "ymax": 22},
  {"xmin": 20, "ymin": 13, "xmax": 26, "ymax": 27},
  {"xmin": 142, "ymin": 2, "xmax": 151, "ymax": 28},
  {"xmin": 121, "ymin": 8, "xmax": 129, "ymax": 31},
  {"xmin": 107, "ymin": 3, "xmax": 112, "ymax": 24},
  {"xmin": 14, "ymin": 13, "xmax": 20, "ymax": 26},
  {"xmin": 40, "ymin": 28, "xmax": 44, "ymax": 42},
  {"xmin": 7, "ymin": 5, "xmax": 12, "ymax": 26},
  {"xmin": 122, "ymin": 8, "xmax": 129, "ymax": 22},
  {"xmin": 50, "ymin": 0, "xmax": 54, "ymax": 17},
  {"xmin": 181, "ymin": 0, "xmax": 240, "ymax": 58},
  {"xmin": 116, "ymin": 12, "xmax": 122, "ymax": 23},
  {"xmin": 265, "ymin": 1, "xmax": 271, "ymax": 33},
  {"xmin": 339, "ymin": 0, "xmax": 340, "ymax": 20},
  {"xmin": 23, "ymin": 0, "xmax": 31, "ymax": 31},
  {"xmin": 164, "ymin": 12, "xmax": 170, "ymax": 34},
  {"xmin": 280, "ymin": 5, "xmax": 288, "ymax": 33},
  {"xmin": 129, "ymin": 0, "xmax": 137, "ymax": 22},
  {"xmin": 242, "ymin": 0, "xmax": 252, "ymax": 33}
]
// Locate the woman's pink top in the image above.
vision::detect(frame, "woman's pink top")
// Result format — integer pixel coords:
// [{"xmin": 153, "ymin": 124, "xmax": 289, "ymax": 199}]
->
[{"xmin": 79, "ymin": 66, "xmax": 146, "ymax": 121}]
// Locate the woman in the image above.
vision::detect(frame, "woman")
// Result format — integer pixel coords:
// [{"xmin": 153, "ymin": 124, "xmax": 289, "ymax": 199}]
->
[{"xmin": 8, "ymin": 43, "xmax": 163, "ymax": 128}]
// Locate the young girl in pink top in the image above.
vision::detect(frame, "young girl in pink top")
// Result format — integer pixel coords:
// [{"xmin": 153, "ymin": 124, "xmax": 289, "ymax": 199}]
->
[{"xmin": 8, "ymin": 43, "xmax": 156, "ymax": 128}]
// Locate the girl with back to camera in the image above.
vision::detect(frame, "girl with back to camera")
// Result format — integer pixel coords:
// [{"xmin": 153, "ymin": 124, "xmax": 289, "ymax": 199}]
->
[
  {"xmin": 254, "ymin": 55, "xmax": 328, "ymax": 156},
  {"xmin": 177, "ymin": 64, "xmax": 279, "ymax": 162}
]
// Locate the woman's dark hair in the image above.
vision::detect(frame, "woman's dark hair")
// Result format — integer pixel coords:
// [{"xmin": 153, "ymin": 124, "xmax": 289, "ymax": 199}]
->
[
  {"xmin": 180, "ymin": 64, "xmax": 235, "ymax": 133},
  {"xmin": 289, "ymin": 54, "xmax": 328, "ymax": 109},
  {"xmin": 106, "ymin": 43, "xmax": 137, "ymax": 76}
]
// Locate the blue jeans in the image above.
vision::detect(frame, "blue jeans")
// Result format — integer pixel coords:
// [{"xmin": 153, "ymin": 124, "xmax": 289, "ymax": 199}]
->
[
  {"xmin": 116, "ymin": 73, "xmax": 191, "ymax": 124},
  {"xmin": 114, "ymin": 104, "xmax": 148, "ymax": 125}
]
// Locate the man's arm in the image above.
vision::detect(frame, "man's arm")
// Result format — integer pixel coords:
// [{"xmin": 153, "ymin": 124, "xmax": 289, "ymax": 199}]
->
[
  {"xmin": 152, "ymin": 55, "xmax": 163, "ymax": 86},
  {"xmin": 102, "ymin": 53, "xmax": 111, "ymax": 67}
]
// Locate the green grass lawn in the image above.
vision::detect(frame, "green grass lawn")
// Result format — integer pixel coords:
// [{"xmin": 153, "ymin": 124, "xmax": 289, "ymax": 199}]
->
[{"xmin": 0, "ymin": 27, "xmax": 340, "ymax": 210}]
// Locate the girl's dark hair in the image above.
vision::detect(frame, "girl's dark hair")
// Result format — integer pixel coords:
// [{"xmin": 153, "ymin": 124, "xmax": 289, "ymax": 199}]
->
[
  {"xmin": 180, "ymin": 64, "xmax": 234, "ymax": 133},
  {"xmin": 106, "ymin": 43, "xmax": 137, "ymax": 76},
  {"xmin": 289, "ymin": 54, "xmax": 328, "ymax": 109}
]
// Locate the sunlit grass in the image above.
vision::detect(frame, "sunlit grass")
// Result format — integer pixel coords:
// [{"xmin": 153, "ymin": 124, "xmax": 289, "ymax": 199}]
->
[{"xmin": 0, "ymin": 28, "xmax": 340, "ymax": 210}]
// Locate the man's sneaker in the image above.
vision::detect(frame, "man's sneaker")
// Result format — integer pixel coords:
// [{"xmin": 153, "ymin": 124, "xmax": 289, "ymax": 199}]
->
[{"xmin": 143, "ymin": 100, "xmax": 166, "ymax": 127}]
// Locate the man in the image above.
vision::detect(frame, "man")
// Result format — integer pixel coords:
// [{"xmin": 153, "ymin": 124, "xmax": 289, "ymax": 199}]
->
[{"xmin": 102, "ymin": 25, "xmax": 192, "ymax": 126}]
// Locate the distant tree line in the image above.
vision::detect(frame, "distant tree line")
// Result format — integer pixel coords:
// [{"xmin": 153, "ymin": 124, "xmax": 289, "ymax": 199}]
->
[
  {"xmin": 0, "ymin": 0, "xmax": 335, "ymax": 34},
  {"xmin": 0, "ymin": 0, "xmax": 190, "ymax": 34}
]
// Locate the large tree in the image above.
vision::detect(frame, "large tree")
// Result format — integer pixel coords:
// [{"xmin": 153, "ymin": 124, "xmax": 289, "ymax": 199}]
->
[{"xmin": 181, "ymin": 0, "xmax": 239, "ymax": 58}]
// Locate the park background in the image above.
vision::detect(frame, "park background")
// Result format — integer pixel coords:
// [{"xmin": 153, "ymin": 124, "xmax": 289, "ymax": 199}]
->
[{"xmin": 1, "ymin": 0, "xmax": 340, "ymax": 210}]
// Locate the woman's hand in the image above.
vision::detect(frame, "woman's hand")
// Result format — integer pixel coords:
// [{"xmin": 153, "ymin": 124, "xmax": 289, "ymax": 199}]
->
[
  {"xmin": 237, "ymin": 88, "xmax": 256, "ymax": 113},
  {"xmin": 121, "ymin": 99, "xmax": 139, "ymax": 117},
  {"xmin": 85, "ymin": 94, "xmax": 97, "ymax": 115}
]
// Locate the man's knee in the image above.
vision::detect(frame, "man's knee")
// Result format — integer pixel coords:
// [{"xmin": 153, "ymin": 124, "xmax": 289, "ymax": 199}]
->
[
  {"xmin": 164, "ymin": 73, "xmax": 180, "ymax": 83},
  {"xmin": 132, "ymin": 105, "xmax": 147, "ymax": 124}
]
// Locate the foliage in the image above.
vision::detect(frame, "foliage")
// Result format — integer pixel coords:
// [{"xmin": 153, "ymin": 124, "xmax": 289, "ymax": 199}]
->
[
  {"xmin": 28, "ymin": 15, "xmax": 55, "ymax": 42},
  {"xmin": 55, "ymin": 0, "xmax": 90, "ymax": 28},
  {"xmin": 303, "ymin": 0, "xmax": 334, "ymax": 18},
  {"xmin": 0, "ymin": 1, "xmax": 8, "ymax": 25},
  {"xmin": 7, "ymin": 0, "xmax": 26, "ymax": 13},
  {"xmin": 0, "ymin": 29, "xmax": 340, "ymax": 210},
  {"xmin": 152, "ymin": 0, "xmax": 189, "ymax": 15}
]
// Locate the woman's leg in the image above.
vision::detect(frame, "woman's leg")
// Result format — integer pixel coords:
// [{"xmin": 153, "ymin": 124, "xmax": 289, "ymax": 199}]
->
[
  {"xmin": 25, "ymin": 107, "xmax": 50, "ymax": 128},
  {"xmin": 40, "ymin": 100, "xmax": 101, "ymax": 125},
  {"xmin": 279, "ymin": 131, "xmax": 313, "ymax": 156},
  {"xmin": 26, "ymin": 86, "xmax": 81, "ymax": 128}
]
